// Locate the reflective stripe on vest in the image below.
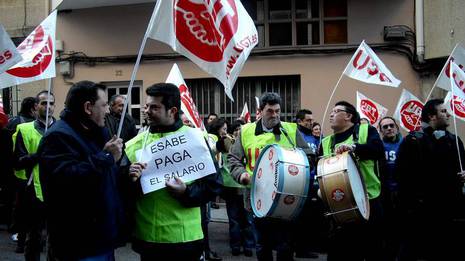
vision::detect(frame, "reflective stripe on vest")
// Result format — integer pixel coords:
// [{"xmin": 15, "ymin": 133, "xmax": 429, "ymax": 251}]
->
[
  {"xmin": 14, "ymin": 122, "xmax": 43, "ymax": 201},
  {"xmin": 124, "ymin": 126, "xmax": 203, "ymax": 243},
  {"xmin": 322, "ymin": 124, "xmax": 381, "ymax": 199},
  {"xmin": 241, "ymin": 122, "xmax": 298, "ymax": 177}
]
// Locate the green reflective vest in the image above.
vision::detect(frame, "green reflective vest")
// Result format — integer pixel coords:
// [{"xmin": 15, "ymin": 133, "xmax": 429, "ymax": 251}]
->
[
  {"xmin": 124, "ymin": 126, "xmax": 203, "ymax": 243},
  {"xmin": 13, "ymin": 122, "xmax": 43, "ymax": 201},
  {"xmin": 322, "ymin": 123, "xmax": 381, "ymax": 199},
  {"xmin": 241, "ymin": 122, "xmax": 297, "ymax": 177}
]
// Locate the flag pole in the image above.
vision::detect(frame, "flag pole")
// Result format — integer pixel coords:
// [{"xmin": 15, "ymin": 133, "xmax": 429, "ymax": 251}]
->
[
  {"xmin": 45, "ymin": 78, "xmax": 52, "ymax": 132},
  {"xmin": 319, "ymin": 61, "xmax": 351, "ymax": 149},
  {"xmin": 412, "ymin": 43, "xmax": 460, "ymax": 130},
  {"xmin": 116, "ymin": 8, "xmax": 157, "ymax": 139},
  {"xmin": 450, "ymin": 65, "xmax": 464, "ymax": 172}
]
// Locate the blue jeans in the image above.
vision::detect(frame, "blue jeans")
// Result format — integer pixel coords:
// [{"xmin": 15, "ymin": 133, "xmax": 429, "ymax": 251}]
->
[{"xmin": 223, "ymin": 188, "xmax": 256, "ymax": 251}]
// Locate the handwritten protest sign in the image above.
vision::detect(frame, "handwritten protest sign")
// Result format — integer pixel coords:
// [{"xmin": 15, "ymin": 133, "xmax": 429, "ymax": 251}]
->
[{"xmin": 136, "ymin": 128, "xmax": 216, "ymax": 194}]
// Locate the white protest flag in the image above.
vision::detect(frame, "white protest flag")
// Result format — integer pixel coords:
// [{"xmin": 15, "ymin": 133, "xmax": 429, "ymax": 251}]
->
[
  {"xmin": 137, "ymin": 128, "xmax": 217, "ymax": 194},
  {"xmin": 356, "ymin": 91, "xmax": 388, "ymax": 127},
  {"xmin": 0, "ymin": 24, "xmax": 22, "ymax": 74},
  {"xmin": 436, "ymin": 43, "xmax": 465, "ymax": 91},
  {"xmin": 0, "ymin": 11, "xmax": 56, "ymax": 89},
  {"xmin": 449, "ymin": 61, "xmax": 465, "ymax": 101},
  {"xmin": 166, "ymin": 64, "xmax": 206, "ymax": 131},
  {"xmin": 240, "ymin": 102, "xmax": 251, "ymax": 123},
  {"xmin": 394, "ymin": 89, "xmax": 424, "ymax": 132},
  {"xmin": 445, "ymin": 91, "xmax": 465, "ymax": 122},
  {"xmin": 148, "ymin": 0, "xmax": 258, "ymax": 100},
  {"xmin": 343, "ymin": 40, "xmax": 401, "ymax": 88}
]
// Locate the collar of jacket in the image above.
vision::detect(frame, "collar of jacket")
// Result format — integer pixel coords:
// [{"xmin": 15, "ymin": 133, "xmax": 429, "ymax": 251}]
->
[
  {"xmin": 297, "ymin": 124, "xmax": 312, "ymax": 136},
  {"xmin": 149, "ymin": 119, "xmax": 183, "ymax": 134},
  {"xmin": 254, "ymin": 118, "xmax": 283, "ymax": 136}
]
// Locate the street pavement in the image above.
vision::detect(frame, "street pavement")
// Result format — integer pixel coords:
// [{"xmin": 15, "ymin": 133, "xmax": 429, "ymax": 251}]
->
[{"xmin": 0, "ymin": 204, "xmax": 326, "ymax": 260}]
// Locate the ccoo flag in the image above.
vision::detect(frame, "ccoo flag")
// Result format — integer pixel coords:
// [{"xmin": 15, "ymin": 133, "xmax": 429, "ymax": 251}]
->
[
  {"xmin": 0, "ymin": 10, "xmax": 56, "ymax": 89},
  {"xmin": 240, "ymin": 102, "xmax": 251, "ymax": 123},
  {"xmin": 0, "ymin": 24, "xmax": 22, "ymax": 74},
  {"xmin": 148, "ymin": 0, "xmax": 258, "ymax": 100},
  {"xmin": 344, "ymin": 41, "xmax": 401, "ymax": 88}
]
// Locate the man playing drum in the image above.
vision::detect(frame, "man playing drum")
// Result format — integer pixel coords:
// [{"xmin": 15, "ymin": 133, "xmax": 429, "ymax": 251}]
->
[
  {"xmin": 319, "ymin": 101, "xmax": 384, "ymax": 261},
  {"xmin": 228, "ymin": 92, "xmax": 314, "ymax": 261}
]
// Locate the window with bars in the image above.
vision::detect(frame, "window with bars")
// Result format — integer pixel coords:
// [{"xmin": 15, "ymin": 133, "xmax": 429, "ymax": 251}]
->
[
  {"xmin": 103, "ymin": 81, "xmax": 143, "ymax": 128},
  {"xmin": 185, "ymin": 75, "xmax": 301, "ymax": 123},
  {"xmin": 243, "ymin": 0, "xmax": 348, "ymax": 47}
]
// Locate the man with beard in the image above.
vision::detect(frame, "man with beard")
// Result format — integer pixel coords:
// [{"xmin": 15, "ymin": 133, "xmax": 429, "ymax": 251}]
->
[
  {"xmin": 397, "ymin": 99, "xmax": 465, "ymax": 260},
  {"xmin": 125, "ymin": 83, "xmax": 222, "ymax": 260},
  {"xmin": 228, "ymin": 92, "xmax": 313, "ymax": 261}
]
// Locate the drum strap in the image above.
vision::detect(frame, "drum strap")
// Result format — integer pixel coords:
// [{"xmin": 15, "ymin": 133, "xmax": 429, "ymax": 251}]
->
[{"xmin": 280, "ymin": 127, "xmax": 296, "ymax": 148}]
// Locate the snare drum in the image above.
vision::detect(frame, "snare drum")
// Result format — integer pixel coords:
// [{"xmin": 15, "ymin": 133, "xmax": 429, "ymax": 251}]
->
[
  {"xmin": 317, "ymin": 152, "xmax": 370, "ymax": 224},
  {"xmin": 251, "ymin": 144, "xmax": 311, "ymax": 220}
]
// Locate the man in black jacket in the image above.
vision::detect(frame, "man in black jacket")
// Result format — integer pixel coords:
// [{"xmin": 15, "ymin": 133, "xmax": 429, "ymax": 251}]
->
[
  {"xmin": 397, "ymin": 99, "xmax": 465, "ymax": 260},
  {"xmin": 105, "ymin": 94, "xmax": 138, "ymax": 143},
  {"xmin": 38, "ymin": 81, "xmax": 125, "ymax": 260}
]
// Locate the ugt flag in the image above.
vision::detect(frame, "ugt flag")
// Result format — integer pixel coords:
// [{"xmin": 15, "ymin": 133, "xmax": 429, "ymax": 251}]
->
[
  {"xmin": 356, "ymin": 91, "xmax": 388, "ymax": 127},
  {"xmin": 394, "ymin": 89, "xmax": 424, "ymax": 132},
  {"xmin": 148, "ymin": 0, "xmax": 258, "ymax": 100},
  {"xmin": 449, "ymin": 61, "xmax": 465, "ymax": 101},
  {"xmin": 436, "ymin": 43, "xmax": 465, "ymax": 91},
  {"xmin": 0, "ymin": 24, "xmax": 22, "ymax": 74},
  {"xmin": 344, "ymin": 40, "xmax": 401, "ymax": 88},
  {"xmin": 166, "ymin": 63, "xmax": 206, "ymax": 131},
  {"xmin": 0, "ymin": 10, "xmax": 56, "ymax": 89},
  {"xmin": 240, "ymin": 102, "xmax": 251, "ymax": 123},
  {"xmin": 445, "ymin": 91, "xmax": 465, "ymax": 122}
]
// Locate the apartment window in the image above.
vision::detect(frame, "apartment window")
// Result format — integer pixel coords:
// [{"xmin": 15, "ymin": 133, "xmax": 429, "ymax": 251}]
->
[
  {"xmin": 244, "ymin": 0, "xmax": 347, "ymax": 47},
  {"xmin": 103, "ymin": 81, "xmax": 142, "ymax": 128},
  {"xmin": 186, "ymin": 75, "xmax": 301, "ymax": 123}
]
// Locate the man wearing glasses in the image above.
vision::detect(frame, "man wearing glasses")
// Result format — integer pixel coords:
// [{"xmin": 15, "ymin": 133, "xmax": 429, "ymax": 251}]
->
[
  {"xmin": 13, "ymin": 90, "xmax": 56, "ymax": 261},
  {"xmin": 319, "ymin": 101, "xmax": 385, "ymax": 261}
]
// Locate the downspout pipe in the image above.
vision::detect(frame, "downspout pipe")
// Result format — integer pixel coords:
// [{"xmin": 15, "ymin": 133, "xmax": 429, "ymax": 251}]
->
[{"xmin": 415, "ymin": 0, "xmax": 425, "ymax": 63}]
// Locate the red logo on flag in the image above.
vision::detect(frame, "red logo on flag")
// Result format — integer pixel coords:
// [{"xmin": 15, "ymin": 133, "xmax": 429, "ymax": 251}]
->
[
  {"xmin": 360, "ymin": 99, "xmax": 378, "ymax": 124},
  {"xmin": 400, "ymin": 100, "xmax": 423, "ymax": 131},
  {"xmin": 174, "ymin": 0, "xmax": 238, "ymax": 62},
  {"xmin": 178, "ymin": 83, "xmax": 203, "ymax": 128},
  {"xmin": 451, "ymin": 95, "xmax": 465, "ymax": 118},
  {"xmin": 7, "ymin": 25, "xmax": 53, "ymax": 78}
]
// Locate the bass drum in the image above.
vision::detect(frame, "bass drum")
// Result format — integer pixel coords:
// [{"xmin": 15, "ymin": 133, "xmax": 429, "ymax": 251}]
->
[
  {"xmin": 251, "ymin": 144, "xmax": 311, "ymax": 220},
  {"xmin": 317, "ymin": 152, "xmax": 370, "ymax": 224}
]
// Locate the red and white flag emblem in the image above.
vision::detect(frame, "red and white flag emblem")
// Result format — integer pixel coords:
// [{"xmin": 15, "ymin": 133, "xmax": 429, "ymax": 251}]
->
[
  {"xmin": 0, "ymin": 10, "xmax": 56, "ymax": 89},
  {"xmin": 344, "ymin": 41, "xmax": 401, "ymax": 88},
  {"xmin": 148, "ymin": 0, "xmax": 258, "ymax": 100},
  {"xmin": 166, "ymin": 63, "xmax": 206, "ymax": 131},
  {"xmin": 394, "ymin": 89, "xmax": 424, "ymax": 132},
  {"xmin": 449, "ymin": 61, "xmax": 465, "ymax": 101},
  {"xmin": 436, "ymin": 43, "xmax": 465, "ymax": 91},
  {"xmin": 445, "ymin": 92, "xmax": 465, "ymax": 122},
  {"xmin": 0, "ymin": 24, "xmax": 22, "ymax": 74},
  {"xmin": 240, "ymin": 102, "xmax": 251, "ymax": 123},
  {"xmin": 356, "ymin": 91, "xmax": 388, "ymax": 127}
]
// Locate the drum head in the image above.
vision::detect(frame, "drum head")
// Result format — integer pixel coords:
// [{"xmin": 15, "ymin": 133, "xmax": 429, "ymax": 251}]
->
[
  {"xmin": 251, "ymin": 145, "xmax": 279, "ymax": 218},
  {"xmin": 346, "ymin": 154, "xmax": 369, "ymax": 220}
]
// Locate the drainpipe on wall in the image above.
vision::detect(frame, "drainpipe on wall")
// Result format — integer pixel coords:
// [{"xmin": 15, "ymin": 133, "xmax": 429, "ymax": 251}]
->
[{"xmin": 415, "ymin": 0, "xmax": 425, "ymax": 63}]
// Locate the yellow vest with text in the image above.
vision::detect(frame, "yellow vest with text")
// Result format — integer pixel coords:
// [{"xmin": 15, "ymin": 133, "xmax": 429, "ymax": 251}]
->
[
  {"xmin": 13, "ymin": 122, "xmax": 43, "ymax": 201},
  {"xmin": 241, "ymin": 122, "xmax": 297, "ymax": 177},
  {"xmin": 322, "ymin": 123, "xmax": 381, "ymax": 199},
  {"xmin": 124, "ymin": 125, "xmax": 203, "ymax": 243}
]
